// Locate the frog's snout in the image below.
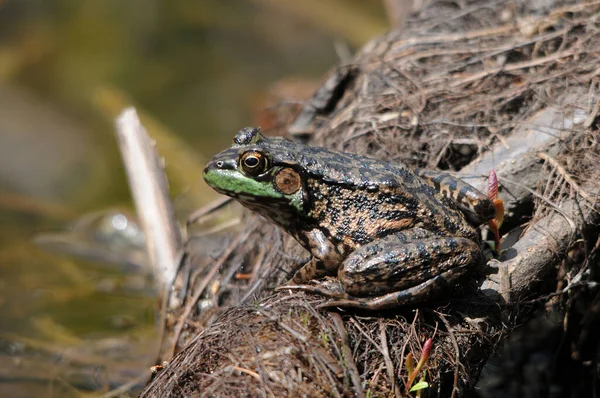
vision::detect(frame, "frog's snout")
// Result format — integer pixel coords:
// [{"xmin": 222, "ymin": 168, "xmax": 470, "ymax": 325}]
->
[
  {"xmin": 202, "ymin": 162, "xmax": 211, "ymax": 176},
  {"xmin": 203, "ymin": 160, "xmax": 218, "ymax": 175},
  {"xmin": 203, "ymin": 158, "xmax": 236, "ymax": 176}
]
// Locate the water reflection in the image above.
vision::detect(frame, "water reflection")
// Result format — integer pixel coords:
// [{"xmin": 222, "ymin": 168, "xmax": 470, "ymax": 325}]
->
[{"xmin": 0, "ymin": 1, "xmax": 386, "ymax": 395}]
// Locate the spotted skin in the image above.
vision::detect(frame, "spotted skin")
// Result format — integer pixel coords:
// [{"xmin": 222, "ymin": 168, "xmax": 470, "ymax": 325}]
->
[
  {"xmin": 204, "ymin": 127, "xmax": 496, "ymax": 310},
  {"xmin": 414, "ymin": 168, "xmax": 496, "ymax": 225}
]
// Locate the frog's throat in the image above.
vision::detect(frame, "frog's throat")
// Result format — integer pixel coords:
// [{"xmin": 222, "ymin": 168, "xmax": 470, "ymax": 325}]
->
[{"xmin": 204, "ymin": 169, "xmax": 305, "ymax": 213}]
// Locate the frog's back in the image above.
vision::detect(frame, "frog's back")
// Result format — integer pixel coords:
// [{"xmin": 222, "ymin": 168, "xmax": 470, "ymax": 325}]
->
[
  {"xmin": 264, "ymin": 137, "xmax": 419, "ymax": 191},
  {"xmin": 262, "ymin": 138, "xmax": 478, "ymax": 247}
]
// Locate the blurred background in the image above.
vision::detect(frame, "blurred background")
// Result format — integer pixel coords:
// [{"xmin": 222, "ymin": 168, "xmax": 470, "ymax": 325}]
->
[{"xmin": 0, "ymin": 1, "xmax": 390, "ymax": 396}]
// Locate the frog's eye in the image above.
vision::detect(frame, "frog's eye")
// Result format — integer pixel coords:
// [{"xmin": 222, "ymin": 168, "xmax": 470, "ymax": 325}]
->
[{"xmin": 240, "ymin": 150, "xmax": 269, "ymax": 176}]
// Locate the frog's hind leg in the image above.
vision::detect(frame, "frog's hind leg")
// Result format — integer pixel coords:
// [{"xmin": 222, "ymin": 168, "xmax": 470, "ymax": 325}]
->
[
  {"xmin": 316, "ymin": 269, "xmax": 456, "ymax": 310},
  {"xmin": 338, "ymin": 232, "xmax": 481, "ymax": 298},
  {"xmin": 282, "ymin": 229, "xmax": 482, "ymax": 310},
  {"xmin": 278, "ymin": 269, "xmax": 456, "ymax": 311},
  {"xmin": 277, "ymin": 277, "xmax": 349, "ymax": 300}
]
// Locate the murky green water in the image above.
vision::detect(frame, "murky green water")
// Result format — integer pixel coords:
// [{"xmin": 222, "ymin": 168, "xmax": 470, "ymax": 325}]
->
[{"xmin": 0, "ymin": 1, "xmax": 387, "ymax": 396}]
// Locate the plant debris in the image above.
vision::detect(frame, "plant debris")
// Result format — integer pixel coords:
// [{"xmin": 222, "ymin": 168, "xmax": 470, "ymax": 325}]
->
[{"xmin": 142, "ymin": 0, "xmax": 600, "ymax": 396}]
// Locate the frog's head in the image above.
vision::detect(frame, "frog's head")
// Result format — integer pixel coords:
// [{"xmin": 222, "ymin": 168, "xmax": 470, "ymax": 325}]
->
[{"xmin": 203, "ymin": 127, "xmax": 307, "ymax": 227}]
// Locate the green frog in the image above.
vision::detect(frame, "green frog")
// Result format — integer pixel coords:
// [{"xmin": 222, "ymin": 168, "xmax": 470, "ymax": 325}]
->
[{"xmin": 203, "ymin": 127, "xmax": 496, "ymax": 310}]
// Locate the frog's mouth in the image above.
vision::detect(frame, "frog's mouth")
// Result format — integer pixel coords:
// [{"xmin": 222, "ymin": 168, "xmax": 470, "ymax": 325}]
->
[
  {"xmin": 203, "ymin": 165, "xmax": 283, "ymax": 199},
  {"xmin": 204, "ymin": 166, "xmax": 306, "ymax": 230},
  {"xmin": 203, "ymin": 163, "xmax": 306, "ymax": 214}
]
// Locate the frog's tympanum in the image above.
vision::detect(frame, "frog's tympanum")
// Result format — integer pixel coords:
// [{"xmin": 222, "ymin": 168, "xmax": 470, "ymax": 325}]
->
[{"xmin": 204, "ymin": 128, "xmax": 496, "ymax": 310}]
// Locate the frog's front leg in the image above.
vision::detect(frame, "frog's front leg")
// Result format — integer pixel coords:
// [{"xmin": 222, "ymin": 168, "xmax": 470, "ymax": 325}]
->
[
  {"xmin": 290, "ymin": 228, "xmax": 344, "ymax": 283},
  {"xmin": 282, "ymin": 228, "xmax": 483, "ymax": 310}
]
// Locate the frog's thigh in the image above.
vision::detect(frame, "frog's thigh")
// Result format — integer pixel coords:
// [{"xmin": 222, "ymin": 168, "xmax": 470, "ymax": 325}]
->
[{"xmin": 338, "ymin": 232, "xmax": 482, "ymax": 297}]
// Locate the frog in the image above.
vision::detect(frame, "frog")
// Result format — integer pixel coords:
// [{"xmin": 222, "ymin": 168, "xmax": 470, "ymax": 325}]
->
[{"xmin": 203, "ymin": 127, "xmax": 496, "ymax": 310}]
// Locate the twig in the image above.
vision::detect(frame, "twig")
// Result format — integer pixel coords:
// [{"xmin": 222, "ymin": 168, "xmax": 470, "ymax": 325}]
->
[
  {"xmin": 248, "ymin": 334, "xmax": 269, "ymax": 398},
  {"xmin": 114, "ymin": 108, "xmax": 183, "ymax": 373},
  {"xmin": 537, "ymin": 152, "xmax": 597, "ymax": 204},
  {"xmin": 583, "ymin": 98, "xmax": 600, "ymax": 128},
  {"xmin": 227, "ymin": 366, "xmax": 262, "ymax": 381},
  {"xmin": 396, "ymin": 311, "xmax": 419, "ymax": 384},
  {"xmin": 115, "ymin": 108, "xmax": 182, "ymax": 288},
  {"xmin": 449, "ymin": 49, "xmax": 579, "ymax": 88},
  {"xmin": 257, "ymin": 309, "xmax": 309, "ymax": 343},
  {"xmin": 330, "ymin": 312, "xmax": 365, "ymax": 398},
  {"xmin": 378, "ymin": 319, "xmax": 400, "ymax": 398},
  {"xmin": 498, "ymin": 176, "xmax": 577, "ymax": 231},
  {"xmin": 187, "ymin": 197, "xmax": 233, "ymax": 226},
  {"xmin": 169, "ymin": 229, "xmax": 250, "ymax": 358},
  {"xmin": 436, "ymin": 313, "xmax": 460, "ymax": 398}
]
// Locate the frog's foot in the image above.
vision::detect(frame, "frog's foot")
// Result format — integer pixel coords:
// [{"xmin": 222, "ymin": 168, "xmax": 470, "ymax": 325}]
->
[
  {"xmin": 280, "ymin": 270, "xmax": 455, "ymax": 311},
  {"xmin": 277, "ymin": 278, "xmax": 348, "ymax": 300},
  {"xmin": 320, "ymin": 271, "xmax": 454, "ymax": 310}
]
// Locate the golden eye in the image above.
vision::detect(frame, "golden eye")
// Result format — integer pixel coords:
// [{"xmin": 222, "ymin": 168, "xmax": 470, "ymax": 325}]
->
[{"xmin": 240, "ymin": 151, "xmax": 268, "ymax": 176}]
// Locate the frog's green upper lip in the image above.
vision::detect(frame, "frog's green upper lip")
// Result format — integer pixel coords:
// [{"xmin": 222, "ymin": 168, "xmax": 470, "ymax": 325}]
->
[
  {"xmin": 203, "ymin": 157, "xmax": 238, "ymax": 193},
  {"xmin": 203, "ymin": 150, "xmax": 306, "ymax": 214}
]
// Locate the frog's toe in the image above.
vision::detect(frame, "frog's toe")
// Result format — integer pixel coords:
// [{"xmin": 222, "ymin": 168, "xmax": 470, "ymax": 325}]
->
[
  {"xmin": 316, "ymin": 291, "xmax": 417, "ymax": 310},
  {"xmin": 317, "ymin": 272, "xmax": 452, "ymax": 310},
  {"xmin": 277, "ymin": 278, "xmax": 348, "ymax": 299},
  {"xmin": 316, "ymin": 299, "xmax": 373, "ymax": 310}
]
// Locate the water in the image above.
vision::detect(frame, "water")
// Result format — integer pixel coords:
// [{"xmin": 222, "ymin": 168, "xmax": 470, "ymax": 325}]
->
[{"xmin": 0, "ymin": 1, "xmax": 386, "ymax": 396}]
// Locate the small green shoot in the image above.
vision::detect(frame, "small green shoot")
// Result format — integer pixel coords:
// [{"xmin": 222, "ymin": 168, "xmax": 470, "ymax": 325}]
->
[
  {"xmin": 409, "ymin": 381, "xmax": 429, "ymax": 392},
  {"xmin": 301, "ymin": 312, "xmax": 310, "ymax": 327},
  {"xmin": 404, "ymin": 337, "xmax": 433, "ymax": 395},
  {"xmin": 319, "ymin": 331, "xmax": 329, "ymax": 346}
]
